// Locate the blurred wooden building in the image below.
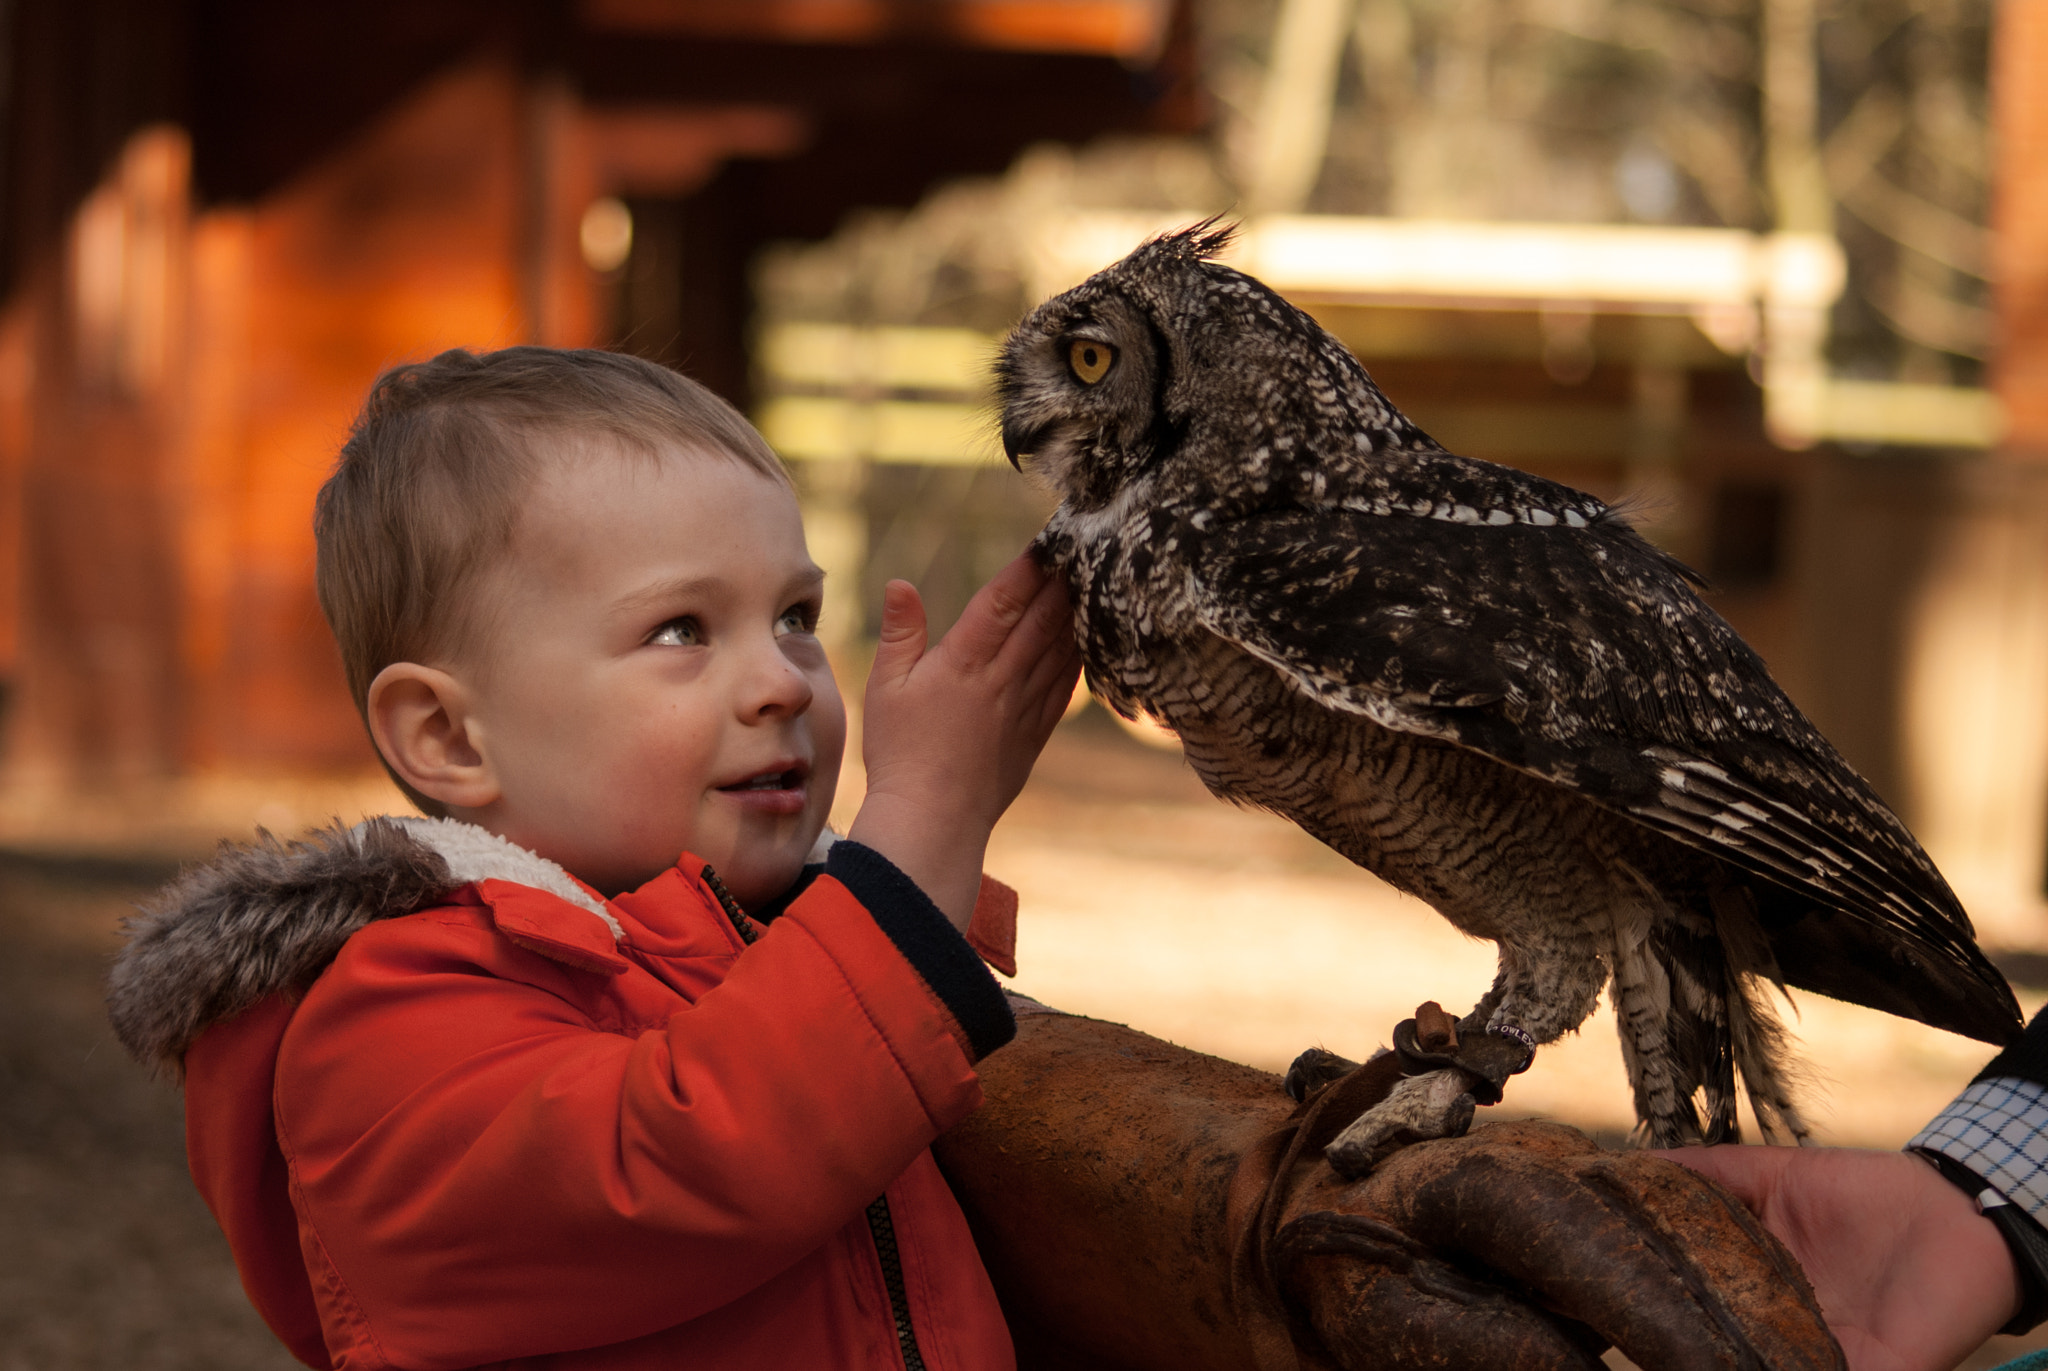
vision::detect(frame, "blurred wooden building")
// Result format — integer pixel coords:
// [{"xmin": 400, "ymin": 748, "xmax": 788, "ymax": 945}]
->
[{"xmin": 0, "ymin": 0, "xmax": 1197, "ymax": 781}]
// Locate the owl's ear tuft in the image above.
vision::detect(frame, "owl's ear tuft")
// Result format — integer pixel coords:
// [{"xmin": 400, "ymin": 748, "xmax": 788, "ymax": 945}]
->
[{"xmin": 1146, "ymin": 217, "xmax": 1238, "ymax": 264}]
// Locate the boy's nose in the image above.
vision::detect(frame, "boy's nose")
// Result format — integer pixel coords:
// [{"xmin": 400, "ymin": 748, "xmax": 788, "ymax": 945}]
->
[{"xmin": 737, "ymin": 640, "xmax": 815, "ymax": 719}]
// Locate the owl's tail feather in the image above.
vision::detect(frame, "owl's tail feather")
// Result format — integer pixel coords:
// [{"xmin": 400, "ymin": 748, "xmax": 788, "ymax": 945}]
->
[
  {"xmin": 1715, "ymin": 884, "xmax": 1816, "ymax": 1146},
  {"xmin": 1727, "ymin": 971, "xmax": 1814, "ymax": 1145},
  {"xmin": 1615, "ymin": 947, "xmax": 1812, "ymax": 1148},
  {"xmin": 1662, "ymin": 922, "xmax": 1740, "ymax": 1146},
  {"xmin": 1611, "ymin": 889, "xmax": 1735, "ymax": 1147},
  {"xmin": 1614, "ymin": 871, "xmax": 1813, "ymax": 1147}
]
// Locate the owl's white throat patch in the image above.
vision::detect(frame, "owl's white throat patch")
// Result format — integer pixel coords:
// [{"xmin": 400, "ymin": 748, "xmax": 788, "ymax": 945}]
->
[
  {"xmin": 1049, "ymin": 471, "xmax": 1157, "ymax": 551},
  {"xmin": 1019, "ymin": 422, "xmax": 1092, "ymax": 501}
]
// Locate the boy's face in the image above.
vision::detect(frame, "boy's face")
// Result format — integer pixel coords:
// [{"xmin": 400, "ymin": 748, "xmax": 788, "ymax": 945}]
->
[{"xmin": 454, "ymin": 444, "xmax": 845, "ymax": 904}]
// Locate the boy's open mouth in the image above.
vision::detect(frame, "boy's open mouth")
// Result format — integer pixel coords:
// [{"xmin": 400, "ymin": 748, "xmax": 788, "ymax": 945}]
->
[
  {"xmin": 717, "ymin": 763, "xmax": 810, "ymax": 817},
  {"xmin": 718, "ymin": 765, "xmax": 807, "ymax": 793}
]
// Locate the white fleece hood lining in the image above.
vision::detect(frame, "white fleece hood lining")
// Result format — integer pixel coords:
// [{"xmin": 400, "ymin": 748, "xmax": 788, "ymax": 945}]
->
[{"xmin": 382, "ymin": 816, "xmax": 626, "ymax": 941}]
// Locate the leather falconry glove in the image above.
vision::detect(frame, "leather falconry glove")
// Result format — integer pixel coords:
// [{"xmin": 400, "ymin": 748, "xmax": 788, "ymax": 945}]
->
[{"xmin": 934, "ymin": 1001, "xmax": 1844, "ymax": 1371}]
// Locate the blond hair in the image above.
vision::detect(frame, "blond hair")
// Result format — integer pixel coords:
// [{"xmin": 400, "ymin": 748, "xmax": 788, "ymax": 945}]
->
[{"xmin": 314, "ymin": 346, "xmax": 788, "ymax": 811}]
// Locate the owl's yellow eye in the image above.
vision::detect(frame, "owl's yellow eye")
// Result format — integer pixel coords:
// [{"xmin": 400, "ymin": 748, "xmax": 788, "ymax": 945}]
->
[{"xmin": 1068, "ymin": 339, "xmax": 1115, "ymax": 385}]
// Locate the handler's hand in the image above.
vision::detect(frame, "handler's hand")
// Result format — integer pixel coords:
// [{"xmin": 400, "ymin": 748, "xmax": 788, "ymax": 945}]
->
[{"xmin": 1658, "ymin": 1145, "xmax": 2019, "ymax": 1371}]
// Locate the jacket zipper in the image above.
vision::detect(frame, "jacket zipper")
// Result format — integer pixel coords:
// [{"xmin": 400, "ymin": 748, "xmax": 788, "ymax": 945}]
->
[
  {"xmin": 865, "ymin": 1195, "xmax": 929, "ymax": 1371},
  {"xmin": 700, "ymin": 864, "xmax": 763, "ymax": 946},
  {"xmin": 702, "ymin": 866, "xmax": 931, "ymax": 1370}
]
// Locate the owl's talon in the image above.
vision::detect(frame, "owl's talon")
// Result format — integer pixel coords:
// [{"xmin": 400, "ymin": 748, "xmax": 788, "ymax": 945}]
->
[{"xmin": 1284, "ymin": 1046, "xmax": 1361, "ymax": 1104}]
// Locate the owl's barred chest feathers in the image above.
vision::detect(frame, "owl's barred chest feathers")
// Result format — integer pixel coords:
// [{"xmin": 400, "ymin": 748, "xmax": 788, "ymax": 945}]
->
[
  {"xmin": 1042, "ymin": 482, "xmax": 1645, "ymax": 948},
  {"xmin": 1002, "ymin": 223, "xmax": 2020, "ymax": 1149}
]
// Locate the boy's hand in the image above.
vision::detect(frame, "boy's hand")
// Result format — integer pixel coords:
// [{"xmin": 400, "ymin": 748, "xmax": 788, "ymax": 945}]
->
[{"xmin": 849, "ymin": 553, "xmax": 1081, "ymax": 930}]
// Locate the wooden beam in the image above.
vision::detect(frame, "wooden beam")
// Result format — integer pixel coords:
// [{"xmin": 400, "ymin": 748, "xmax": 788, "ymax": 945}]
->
[
  {"xmin": 1995, "ymin": 0, "xmax": 2048, "ymax": 458},
  {"xmin": 579, "ymin": 0, "xmax": 1173, "ymax": 59}
]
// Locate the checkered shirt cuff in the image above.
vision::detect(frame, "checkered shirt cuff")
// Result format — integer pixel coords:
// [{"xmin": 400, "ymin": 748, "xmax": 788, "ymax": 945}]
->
[{"xmin": 1909, "ymin": 1076, "xmax": 2048, "ymax": 1220}]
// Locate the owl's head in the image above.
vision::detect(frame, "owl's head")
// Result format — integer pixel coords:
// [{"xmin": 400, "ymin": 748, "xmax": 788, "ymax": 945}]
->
[{"xmin": 996, "ymin": 221, "xmax": 1401, "ymax": 514}]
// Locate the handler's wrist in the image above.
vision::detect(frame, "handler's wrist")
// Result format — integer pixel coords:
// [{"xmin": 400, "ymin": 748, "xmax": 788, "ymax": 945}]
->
[{"xmin": 1915, "ymin": 1148, "xmax": 2048, "ymax": 1334}]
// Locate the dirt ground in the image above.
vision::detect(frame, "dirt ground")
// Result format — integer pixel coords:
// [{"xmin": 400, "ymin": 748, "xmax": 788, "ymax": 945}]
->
[
  {"xmin": 4, "ymin": 712, "xmax": 2046, "ymax": 1367},
  {"xmin": 0, "ymin": 856, "xmax": 299, "ymax": 1371}
]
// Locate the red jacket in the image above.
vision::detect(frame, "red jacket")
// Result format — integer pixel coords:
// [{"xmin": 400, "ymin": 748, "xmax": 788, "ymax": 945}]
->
[{"xmin": 109, "ymin": 817, "xmax": 1021, "ymax": 1371}]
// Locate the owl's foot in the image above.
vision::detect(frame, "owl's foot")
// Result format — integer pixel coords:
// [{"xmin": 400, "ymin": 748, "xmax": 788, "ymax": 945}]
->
[
  {"xmin": 1323, "ymin": 1069, "xmax": 1477, "ymax": 1178},
  {"xmin": 1320, "ymin": 1002, "xmax": 1537, "ymax": 1179}
]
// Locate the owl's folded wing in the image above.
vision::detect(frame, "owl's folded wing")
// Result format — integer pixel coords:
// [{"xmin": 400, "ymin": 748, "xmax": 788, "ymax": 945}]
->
[{"xmin": 1188, "ymin": 504, "xmax": 2020, "ymax": 1044}]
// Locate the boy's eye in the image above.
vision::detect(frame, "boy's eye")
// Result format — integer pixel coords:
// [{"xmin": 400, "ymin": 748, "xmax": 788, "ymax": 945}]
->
[
  {"xmin": 647, "ymin": 617, "xmax": 701, "ymax": 647},
  {"xmin": 775, "ymin": 602, "xmax": 819, "ymax": 637}
]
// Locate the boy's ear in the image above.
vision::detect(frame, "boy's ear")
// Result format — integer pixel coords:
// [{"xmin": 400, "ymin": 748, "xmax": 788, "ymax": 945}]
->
[{"xmin": 365, "ymin": 663, "xmax": 500, "ymax": 811}]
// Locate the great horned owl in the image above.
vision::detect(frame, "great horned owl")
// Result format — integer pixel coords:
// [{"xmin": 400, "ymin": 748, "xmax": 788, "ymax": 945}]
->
[{"xmin": 996, "ymin": 224, "xmax": 2020, "ymax": 1161}]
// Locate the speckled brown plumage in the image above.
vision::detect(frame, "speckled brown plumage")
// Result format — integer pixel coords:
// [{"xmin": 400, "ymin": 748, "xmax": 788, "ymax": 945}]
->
[{"xmin": 997, "ymin": 223, "xmax": 2020, "ymax": 1148}]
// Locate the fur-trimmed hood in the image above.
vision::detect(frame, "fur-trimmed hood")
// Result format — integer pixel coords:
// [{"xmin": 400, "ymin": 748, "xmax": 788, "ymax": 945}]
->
[{"xmin": 108, "ymin": 816, "xmax": 620, "ymax": 1072}]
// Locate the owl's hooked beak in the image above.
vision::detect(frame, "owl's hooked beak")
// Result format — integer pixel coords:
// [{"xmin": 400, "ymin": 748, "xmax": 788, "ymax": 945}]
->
[{"xmin": 1000, "ymin": 414, "xmax": 1049, "ymax": 471}]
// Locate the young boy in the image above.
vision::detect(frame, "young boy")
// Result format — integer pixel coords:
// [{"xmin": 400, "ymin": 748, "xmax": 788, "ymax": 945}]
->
[{"xmin": 109, "ymin": 346, "xmax": 1081, "ymax": 1370}]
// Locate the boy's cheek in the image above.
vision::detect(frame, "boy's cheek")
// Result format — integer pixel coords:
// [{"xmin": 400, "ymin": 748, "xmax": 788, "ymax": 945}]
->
[
  {"xmin": 813, "ymin": 673, "xmax": 849, "ymax": 759},
  {"xmin": 805, "ymin": 683, "xmax": 850, "ymax": 812},
  {"xmin": 807, "ymin": 744, "xmax": 845, "ymax": 819}
]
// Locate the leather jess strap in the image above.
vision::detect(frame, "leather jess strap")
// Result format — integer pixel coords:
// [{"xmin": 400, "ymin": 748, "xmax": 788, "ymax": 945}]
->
[{"xmin": 1225, "ymin": 1053, "xmax": 1409, "ymax": 1371}]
